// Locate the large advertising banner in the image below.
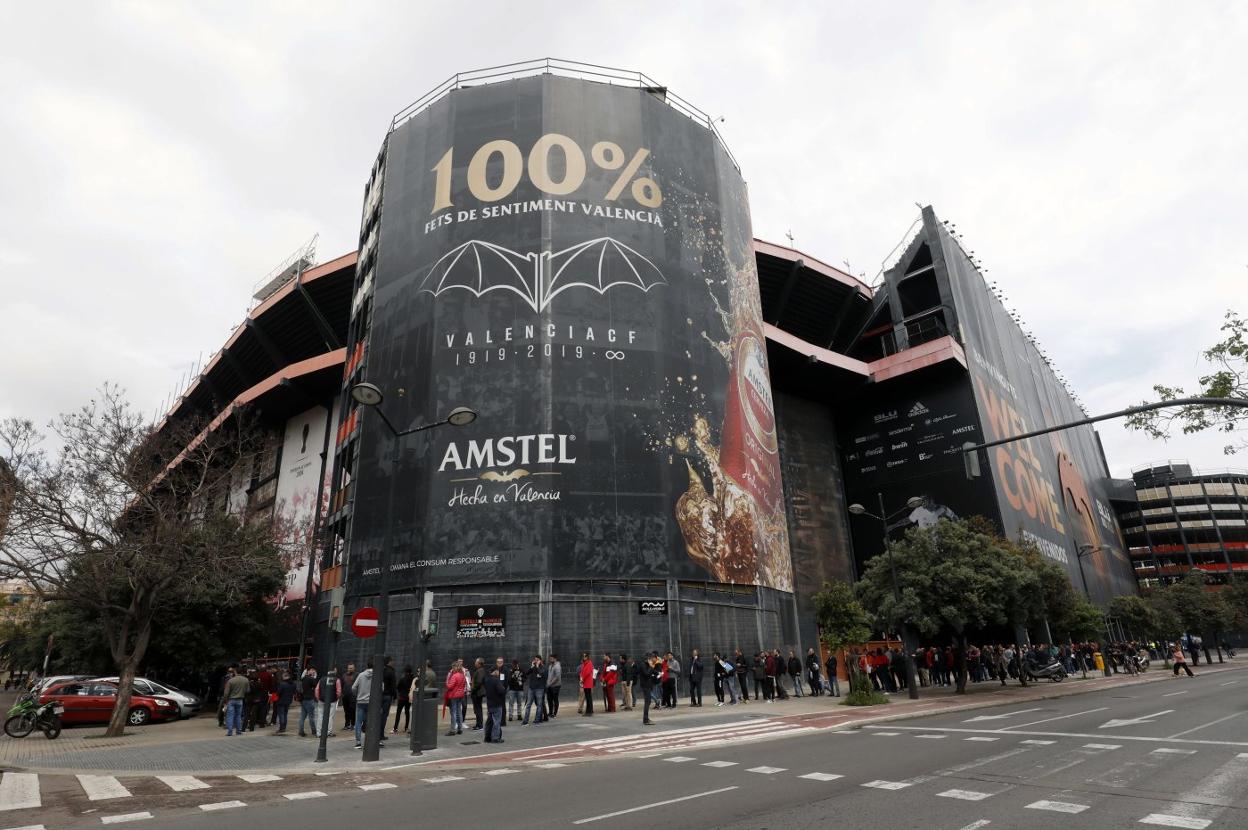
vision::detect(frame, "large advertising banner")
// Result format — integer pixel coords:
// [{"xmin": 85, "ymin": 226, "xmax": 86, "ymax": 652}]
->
[
  {"xmin": 350, "ymin": 76, "xmax": 790, "ymax": 593},
  {"xmin": 273, "ymin": 405, "xmax": 330, "ymax": 608},
  {"xmin": 932, "ymin": 222, "xmax": 1136, "ymax": 601}
]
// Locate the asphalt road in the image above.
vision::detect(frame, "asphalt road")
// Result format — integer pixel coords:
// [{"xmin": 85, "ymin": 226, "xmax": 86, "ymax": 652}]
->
[{"xmin": 11, "ymin": 665, "xmax": 1247, "ymax": 830}]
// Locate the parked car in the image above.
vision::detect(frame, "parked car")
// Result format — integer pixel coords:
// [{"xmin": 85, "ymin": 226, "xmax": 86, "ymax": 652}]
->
[
  {"xmin": 30, "ymin": 675, "xmax": 93, "ymax": 694},
  {"xmin": 92, "ymin": 677, "xmax": 202, "ymax": 718},
  {"xmin": 38, "ymin": 680, "xmax": 180, "ymax": 727}
]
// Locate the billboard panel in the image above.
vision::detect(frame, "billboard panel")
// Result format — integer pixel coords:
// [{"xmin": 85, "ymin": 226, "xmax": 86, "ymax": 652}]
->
[
  {"xmin": 274, "ymin": 405, "xmax": 329, "ymax": 608},
  {"xmin": 934, "ymin": 223, "xmax": 1135, "ymax": 601},
  {"xmin": 349, "ymin": 75, "xmax": 790, "ymax": 593}
]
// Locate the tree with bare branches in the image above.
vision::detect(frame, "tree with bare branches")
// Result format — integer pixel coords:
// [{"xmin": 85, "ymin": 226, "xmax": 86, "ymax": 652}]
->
[{"xmin": 0, "ymin": 385, "xmax": 283, "ymax": 737}]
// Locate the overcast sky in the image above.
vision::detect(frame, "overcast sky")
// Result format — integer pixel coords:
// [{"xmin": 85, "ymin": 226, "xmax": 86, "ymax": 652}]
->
[{"xmin": 1, "ymin": 1, "xmax": 1244, "ymax": 477}]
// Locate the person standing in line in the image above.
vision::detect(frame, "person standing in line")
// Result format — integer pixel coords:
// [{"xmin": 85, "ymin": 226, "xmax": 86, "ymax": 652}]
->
[
  {"xmin": 297, "ymin": 666, "xmax": 318, "ymax": 737},
  {"xmin": 804, "ymin": 648, "xmax": 822, "ymax": 696},
  {"xmin": 470, "ymin": 657, "xmax": 487, "ymax": 731},
  {"xmin": 787, "ymin": 650, "xmax": 804, "ymax": 698},
  {"xmin": 651, "ymin": 657, "xmax": 664, "ymax": 708},
  {"xmin": 483, "ymin": 661, "xmax": 507, "ymax": 744},
  {"xmin": 601, "ymin": 653, "xmax": 618, "ymax": 713},
  {"xmin": 579, "ymin": 652, "xmax": 596, "ymax": 716},
  {"xmin": 352, "ymin": 661, "xmax": 374, "ymax": 748},
  {"xmin": 545, "ymin": 654, "xmax": 562, "ymax": 720},
  {"xmin": 753, "ymin": 653, "xmax": 769, "ymax": 701},
  {"xmin": 1172, "ymin": 642, "xmax": 1195, "ymax": 677},
  {"xmin": 506, "ymin": 659, "xmax": 525, "ymax": 722},
  {"xmin": 771, "ymin": 650, "xmax": 788, "ymax": 700},
  {"xmin": 661, "ymin": 652, "xmax": 680, "ymax": 708},
  {"xmin": 620, "ymin": 654, "xmax": 636, "ymax": 710},
  {"xmin": 256, "ymin": 663, "xmax": 276, "ymax": 726},
  {"xmin": 393, "ymin": 665, "xmax": 413, "ymax": 734},
  {"xmin": 444, "ymin": 658, "xmax": 468, "ymax": 736},
  {"xmin": 735, "ymin": 649, "xmax": 751, "ymax": 702},
  {"xmin": 688, "ymin": 649, "xmax": 704, "ymax": 707},
  {"xmin": 522, "ymin": 655, "xmax": 546, "ymax": 725},
  {"xmin": 825, "ymin": 651, "xmax": 840, "ymax": 697},
  {"xmin": 712, "ymin": 652, "xmax": 727, "ymax": 705},
  {"xmin": 380, "ymin": 656, "xmax": 397, "ymax": 736},
  {"xmin": 224, "ymin": 666, "xmax": 248, "ymax": 737},
  {"xmin": 273, "ymin": 670, "xmax": 295, "ymax": 734},
  {"xmin": 639, "ymin": 653, "xmax": 660, "ymax": 725},
  {"xmin": 340, "ymin": 662, "xmax": 357, "ymax": 732}
]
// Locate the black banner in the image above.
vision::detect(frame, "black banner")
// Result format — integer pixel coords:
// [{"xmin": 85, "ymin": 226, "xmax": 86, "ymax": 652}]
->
[
  {"xmin": 350, "ymin": 75, "xmax": 790, "ymax": 593},
  {"xmin": 455, "ymin": 605, "xmax": 506, "ymax": 639},
  {"xmin": 637, "ymin": 600, "xmax": 668, "ymax": 616}
]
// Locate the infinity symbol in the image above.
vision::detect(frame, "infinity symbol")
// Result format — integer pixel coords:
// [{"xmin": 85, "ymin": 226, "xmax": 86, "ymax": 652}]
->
[{"xmin": 605, "ymin": 350, "xmax": 626, "ymax": 360}]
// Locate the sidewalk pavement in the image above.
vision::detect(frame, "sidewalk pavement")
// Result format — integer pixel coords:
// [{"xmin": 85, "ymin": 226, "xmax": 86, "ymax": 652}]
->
[{"xmin": 3, "ymin": 660, "xmax": 1242, "ymax": 776}]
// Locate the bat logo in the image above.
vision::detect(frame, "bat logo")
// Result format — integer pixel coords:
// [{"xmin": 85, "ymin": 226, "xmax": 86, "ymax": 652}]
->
[
  {"xmin": 417, "ymin": 237, "xmax": 666, "ymax": 313},
  {"xmin": 478, "ymin": 469, "xmax": 530, "ymax": 482}
]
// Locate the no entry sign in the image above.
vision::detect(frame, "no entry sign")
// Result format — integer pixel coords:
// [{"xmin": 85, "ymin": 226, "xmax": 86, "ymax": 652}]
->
[{"xmin": 351, "ymin": 606, "xmax": 380, "ymax": 638}]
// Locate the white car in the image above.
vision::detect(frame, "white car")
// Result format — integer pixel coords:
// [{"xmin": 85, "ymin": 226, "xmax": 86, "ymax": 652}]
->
[{"xmin": 92, "ymin": 677, "xmax": 202, "ymax": 718}]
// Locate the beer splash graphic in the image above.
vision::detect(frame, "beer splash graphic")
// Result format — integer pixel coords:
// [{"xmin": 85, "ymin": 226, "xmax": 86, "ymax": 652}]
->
[{"xmin": 645, "ymin": 222, "xmax": 792, "ymax": 592}]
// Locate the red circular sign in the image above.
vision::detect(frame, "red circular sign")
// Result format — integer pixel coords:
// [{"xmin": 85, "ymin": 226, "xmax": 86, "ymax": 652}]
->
[{"xmin": 350, "ymin": 606, "xmax": 380, "ymax": 638}]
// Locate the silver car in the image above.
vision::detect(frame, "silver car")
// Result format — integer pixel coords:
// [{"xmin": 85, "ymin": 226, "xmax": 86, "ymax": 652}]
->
[{"xmin": 93, "ymin": 677, "xmax": 202, "ymax": 718}]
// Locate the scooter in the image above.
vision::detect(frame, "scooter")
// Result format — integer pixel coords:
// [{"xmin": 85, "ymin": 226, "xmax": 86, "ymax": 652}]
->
[{"xmin": 1024, "ymin": 657, "xmax": 1067, "ymax": 682}]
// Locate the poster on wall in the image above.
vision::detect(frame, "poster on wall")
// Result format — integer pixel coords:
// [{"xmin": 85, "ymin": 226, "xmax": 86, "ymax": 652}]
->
[
  {"xmin": 273, "ymin": 405, "xmax": 331, "ymax": 608},
  {"xmin": 455, "ymin": 605, "xmax": 507, "ymax": 639},
  {"xmin": 348, "ymin": 75, "xmax": 791, "ymax": 593}
]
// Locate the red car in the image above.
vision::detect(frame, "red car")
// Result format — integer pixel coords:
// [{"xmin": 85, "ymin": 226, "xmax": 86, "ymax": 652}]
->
[{"xmin": 39, "ymin": 680, "xmax": 180, "ymax": 727}]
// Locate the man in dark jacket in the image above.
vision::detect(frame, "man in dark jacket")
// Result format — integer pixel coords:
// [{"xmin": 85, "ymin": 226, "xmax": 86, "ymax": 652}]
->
[
  {"xmin": 470, "ymin": 657, "xmax": 487, "ymax": 730},
  {"xmin": 805, "ymin": 647, "xmax": 823, "ymax": 696},
  {"xmin": 340, "ymin": 662, "xmax": 357, "ymax": 731},
  {"xmin": 484, "ymin": 659, "xmax": 507, "ymax": 743},
  {"xmin": 787, "ymin": 650, "xmax": 804, "ymax": 698},
  {"xmin": 687, "ymin": 649, "xmax": 704, "ymax": 707},
  {"xmin": 381, "ymin": 656, "xmax": 398, "ymax": 739},
  {"xmin": 639, "ymin": 653, "xmax": 660, "ymax": 725},
  {"xmin": 734, "ymin": 650, "xmax": 751, "ymax": 702},
  {"xmin": 620, "ymin": 655, "xmax": 637, "ymax": 710},
  {"xmin": 522, "ymin": 655, "xmax": 546, "ymax": 725}
]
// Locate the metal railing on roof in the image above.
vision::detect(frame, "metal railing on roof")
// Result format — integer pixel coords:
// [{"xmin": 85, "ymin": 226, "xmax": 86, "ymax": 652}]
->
[{"xmin": 387, "ymin": 58, "xmax": 738, "ymax": 170}]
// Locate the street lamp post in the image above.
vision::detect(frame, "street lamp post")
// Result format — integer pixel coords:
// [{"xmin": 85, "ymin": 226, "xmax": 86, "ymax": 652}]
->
[
  {"xmin": 847, "ymin": 493, "xmax": 924, "ymax": 700},
  {"xmin": 350, "ymin": 382, "xmax": 476, "ymax": 763},
  {"xmin": 1075, "ymin": 544, "xmax": 1103, "ymax": 601}
]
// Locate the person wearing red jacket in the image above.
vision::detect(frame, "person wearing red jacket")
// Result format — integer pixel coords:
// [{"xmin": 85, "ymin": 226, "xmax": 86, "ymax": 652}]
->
[
  {"xmin": 579, "ymin": 653, "xmax": 596, "ymax": 716},
  {"xmin": 600, "ymin": 653, "xmax": 618, "ymax": 713},
  {"xmin": 444, "ymin": 658, "xmax": 468, "ymax": 736}
]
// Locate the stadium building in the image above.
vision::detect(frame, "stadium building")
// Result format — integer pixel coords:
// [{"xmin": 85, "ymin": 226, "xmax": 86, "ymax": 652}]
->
[{"xmin": 154, "ymin": 61, "xmax": 1138, "ymax": 670}]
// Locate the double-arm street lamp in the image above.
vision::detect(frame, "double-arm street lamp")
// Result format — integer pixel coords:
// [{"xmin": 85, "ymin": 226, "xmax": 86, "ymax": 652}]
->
[
  {"xmin": 847, "ymin": 493, "xmax": 924, "ymax": 700},
  {"xmin": 349, "ymin": 382, "xmax": 477, "ymax": 763},
  {"xmin": 1075, "ymin": 544, "xmax": 1105, "ymax": 600}
]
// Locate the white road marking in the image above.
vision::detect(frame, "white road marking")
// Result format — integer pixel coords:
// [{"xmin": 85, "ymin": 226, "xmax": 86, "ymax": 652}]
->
[
  {"xmin": 1100, "ymin": 709, "xmax": 1175, "ymax": 729},
  {"xmin": 422, "ymin": 776, "xmax": 464, "ymax": 784},
  {"xmin": 1083, "ymin": 743, "xmax": 1122, "ymax": 750},
  {"xmin": 664, "ymin": 757, "xmax": 698, "ymax": 763},
  {"xmin": 798, "ymin": 773, "xmax": 842, "ymax": 781},
  {"xmin": 871, "ymin": 732, "xmax": 900, "ymax": 737},
  {"xmin": 0, "ymin": 773, "xmax": 42, "ymax": 811},
  {"xmin": 534, "ymin": 763, "xmax": 567, "ymax": 768},
  {"xmin": 1004, "ymin": 707, "xmax": 1110, "ymax": 730},
  {"xmin": 1151, "ymin": 748, "xmax": 1197, "ymax": 755},
  {"xmin": 916, "ymin": 734, "xmax": 947, "ymax": 739},
  {"xmin": 380, "ymin": 763, "xmax": 420, "ymax": 771},
  {"xmin": 1137, "ymin": 752, "xmax": 1248, "ymax": 828},
  {"xmin": 572, "ymin": 787, "xmax": 738, "ymax": 824},
  {"xmin": 358, "ymin": 783, "xmax": 397, "ymax": 791},
  {"xmin": 702, "ymin": 761, "xmax": 737, "ymax": 768},
  {"xmin": 1163, "ymin": 691, "xmax": 1189, "ymax": 697},
  {"xmin": 99, "ymin": 814, "xmax": 152, "ymax": 825},
  {"xmin": 1025, "ymin": 800, "xmax": 1089, "ymax": 814},
  {"xmin": 156, "ymin": 776, "xmax": 209, "ymax": 792},
  {"xmin": 2, "ymin": 824, "xmax": 46, "ymax": 830},
  {"xmin": 1021, "ymin": 739, "xmax": 1056, "ymax": 745},
  {"xmin": 964, "ymin": 708, "xmax": 1042, "ymax": 723},
  {"xmin": 1166, "ymin": 712, "xmax": 1242, "ymax": 738},
  {"xmin": 237, "ymin": 774, "xmax": 282, "ymax": 783},
  {"xmin": 77, "ymin": 776, "xmax": 132, "ymax": 801},
  {"xmin": 282, "ymin": 792, "xmax": 326, "ymax": 800},
  {"xmin": 1219, "ymin": 680, "xmax": 1239, "ymax": 686},
  {"xmin": 198, "ymin": 802, "xmax": 246, "ymax": 811},
  {"xmin": 964, "ymin": 737, "xmax": 999, "ymax": 742},
  {"xmin": 746, "ymin": 766, "xmax": 786, "ymax": 774},
  {"xmin": 866, "ymin": 724, "xmax": 1248, "ymax": 748},
  {"xmin": 1139, "ymin": 815, "xmax": 1212, "ymax": 829},
  {"xmin": 938, "ymin": 789, "xmax": 993, "ymax": 801},
  {"xmin": 482, "ymin": 769, "xmax": 519, "ymax": 776},
  {"xmin": 958, "ymin": 822, "xmax": 991, "ymax": 830},
  {"xmin": 861, "ymin": 780, "xmax": 911, "ymax": 790}
]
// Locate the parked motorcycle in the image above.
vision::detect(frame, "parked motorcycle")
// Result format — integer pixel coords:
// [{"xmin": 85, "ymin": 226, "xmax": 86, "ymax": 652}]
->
[
  {"xmin": 4, "ymin": 693, "xmax": 64, "ymax": 739},
  {"xmin": 1024, "ymin": 657, "xmax": 1067, "ymax": 682}
]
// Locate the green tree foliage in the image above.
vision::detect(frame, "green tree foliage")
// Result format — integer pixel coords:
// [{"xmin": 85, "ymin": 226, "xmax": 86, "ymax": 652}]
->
[
  {"xmin": 1127, "ymin": 310, "xmax": 1247, "ymax": 455},
  {"xmin": 1063, "ymin": 597, "xmax": 1107, "ymax": 642},
  {"xmin": 855, "ymin": 518, "xmax": 1040, "ymax": 694},
  {"xmin": 812, "ymin": 579, "xmax": 872, "ymax": 656},
  {"xmin": 0, "ymin": 387, "xmax": 284, "ymax": 736},
  {"xmin": 1108, "ymin": 595, "xmax": 1159, "ymax": 639}
]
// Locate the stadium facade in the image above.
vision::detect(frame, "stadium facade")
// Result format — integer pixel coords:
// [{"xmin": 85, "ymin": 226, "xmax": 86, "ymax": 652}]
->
[{"xmin": 154, "ymin": 62, "xmax": 1139, "ymax": 669}]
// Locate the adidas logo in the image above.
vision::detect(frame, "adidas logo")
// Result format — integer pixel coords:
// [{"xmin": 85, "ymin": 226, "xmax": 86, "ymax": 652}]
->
[{"xmin": 908, "ymin": 401, "xmax": 929, "ymax": 417}]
